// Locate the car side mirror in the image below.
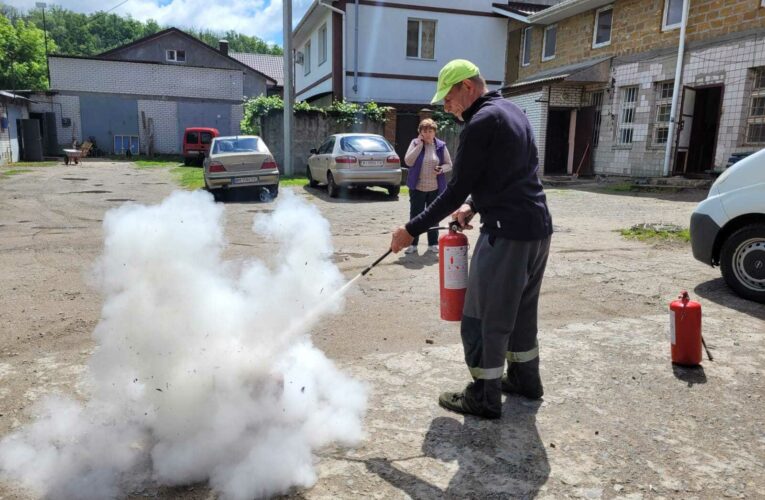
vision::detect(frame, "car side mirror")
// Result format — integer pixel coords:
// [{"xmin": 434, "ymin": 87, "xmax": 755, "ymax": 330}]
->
[{"xmin": 310, "ymin": 148, "xmax": 318, "ymax": 155}]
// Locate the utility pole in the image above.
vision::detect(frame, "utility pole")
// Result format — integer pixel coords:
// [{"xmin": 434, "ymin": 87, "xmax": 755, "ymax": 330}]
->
[
  {"xmin": 35, "ymin": 2, "xmax": 50, "ymax": 87},
  {"xmin": 282, "ymin": 0, "xmax": 294, "ymax": 176}
]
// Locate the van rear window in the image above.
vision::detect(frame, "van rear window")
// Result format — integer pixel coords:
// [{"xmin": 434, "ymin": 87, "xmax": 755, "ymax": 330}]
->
[
  {"xmin": 185, "ymin": 131, "xmax": 199, "ymax": 144},
  {"xmin": 201, "ymin": 132, "xmax": 213, "ymax": 144}
]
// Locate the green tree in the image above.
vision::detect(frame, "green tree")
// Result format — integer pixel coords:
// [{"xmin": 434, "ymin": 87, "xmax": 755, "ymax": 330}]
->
[
  {"xmin": 0, "ymin": 15, "xmax": 56, "ymax": 90},
  {"xmin": 20, "ymin": 5, "xmax": 281, "ymax": 58}
]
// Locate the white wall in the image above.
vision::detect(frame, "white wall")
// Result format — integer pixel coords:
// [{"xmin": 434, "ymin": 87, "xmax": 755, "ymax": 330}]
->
[
  {"xmin": 49, "ymin": 57, "xmax": 244, "ymax": 102},
  {"xmin": 137, "ymin": 100, "xmax": 178, "ymax": 154},
  {"xmin": 344, "ymin": 4, "xmax": 507, "ymax": 104},
  {"xmin": 509, "ymin": 88, "xmax": 548, "ymax": 173},
  {"xmin": 294, "ymin": 10, "xmax": 334, "ymax": 101}
]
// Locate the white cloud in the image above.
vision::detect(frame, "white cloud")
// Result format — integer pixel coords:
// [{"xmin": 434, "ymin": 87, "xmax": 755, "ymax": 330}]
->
[{"xmin": 4, "ymin": 0, "xmax": 315, "ymax": 45}]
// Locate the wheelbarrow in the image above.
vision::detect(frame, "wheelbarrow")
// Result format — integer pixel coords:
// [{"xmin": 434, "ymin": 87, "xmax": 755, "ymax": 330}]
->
[{"xmin": 63, "ymin": 141, "xmax": 93, "ymax": 165}]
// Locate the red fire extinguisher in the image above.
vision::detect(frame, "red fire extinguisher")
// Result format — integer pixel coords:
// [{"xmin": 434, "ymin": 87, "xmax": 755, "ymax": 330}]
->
[
  {"xmin": 439, "ymin": 222, "xmax": 469, "ymax": 321},
  {"xmin": 669, "ymin": 290, "xmax": 706, "ymax": 366}
]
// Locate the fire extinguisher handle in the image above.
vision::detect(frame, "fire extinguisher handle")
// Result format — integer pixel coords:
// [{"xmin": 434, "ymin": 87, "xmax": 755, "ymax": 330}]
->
[{"xmin": 448, "ymin": 220, "xmax": 462, "ymax": 233}]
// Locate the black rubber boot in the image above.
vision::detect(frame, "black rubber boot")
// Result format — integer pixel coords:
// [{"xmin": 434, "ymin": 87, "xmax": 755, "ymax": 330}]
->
[
  {"xmin": 501, "ymin": 359, "xmax": 544, "ymax": 400},
  {"xmin": 439, "ymin": 382, "xmax": 501, "ymax": 420}
]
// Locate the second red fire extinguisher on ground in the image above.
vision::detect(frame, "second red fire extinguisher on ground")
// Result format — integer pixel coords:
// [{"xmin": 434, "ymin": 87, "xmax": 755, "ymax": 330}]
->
[
  {"xmin": 669, "ymin": 290, "xmax": 704, "ymax": 366},
  {"xmin": 439, "ymin": 222, "xmax": 469, "ymax": 321}
]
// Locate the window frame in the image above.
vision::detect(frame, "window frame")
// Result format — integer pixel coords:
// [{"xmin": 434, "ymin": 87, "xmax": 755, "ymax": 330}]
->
[
  {"xmin": 652, "ymin": 81, "xmax": 674, "ymax": 147},
  {"xmin": 521, "ymin": 26, "xmax": 532, "ymax": 67},
  {"xmin": 318, "ymin": 23, "xmax": 327, "ymax": 66},
  {"xmin": 166, "ymin": 49, "xmax": 185, "ymax": 63},
  {"xmin": 592, "ymin": 5, "xmax": 613, "ymax": 49},
  {"xmin": 304, "ymin": 40, "xmax": 311, "ymax": 76},
  {"xmin": 746, "ymin": 68, "xmax": 765, "ymax": 145},
  {"xmin": 406, "ymin": 18, "xmax": 437, "ymax": 60},
  {"xmin": 617, "ymin": 86, "xmax": 639, "ymax": 146},
  {"xmin": 662, "ymin": 0, "xmax": 683, "ymax": 31},
  {"xmin": 542, "ymin": 24, "xmax": 557, "ymax": 62},
  {"xmin": 114, "ymin": 135, "xmax": 139, "ymax": 155}
]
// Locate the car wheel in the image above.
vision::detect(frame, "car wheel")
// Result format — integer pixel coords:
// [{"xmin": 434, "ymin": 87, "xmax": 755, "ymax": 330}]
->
[
  {"xmin": 263, "ymin": 184, "xmax": 278, "ymax": 201},
  {"xmin": 720, "ymin": 224, "xmax": 765, "ymax": 303},
  {"xmin": 387, "ymin": 185, "xmax": 400, "ymax": 198},
  {"xmin": 307, "ymin": 166, "xmax": 318, "ymax": 187},
  {"xmin": 327, "ymin": 172, "xmax": 340, "ymax": 198}
]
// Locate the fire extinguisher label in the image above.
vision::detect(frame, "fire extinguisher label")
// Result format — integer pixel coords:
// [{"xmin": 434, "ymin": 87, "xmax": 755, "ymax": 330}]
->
[
  {"xmin": 669, "ymin": 310, "xmax": 676, "ymax": 344},
  {"xmin": 444, "ymin": 245, "xmax": 468, "ymax": 289}
]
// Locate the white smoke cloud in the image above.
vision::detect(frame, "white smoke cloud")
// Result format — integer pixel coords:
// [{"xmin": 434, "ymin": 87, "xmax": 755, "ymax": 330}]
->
[{"xmin": 0, "ymin": 189, "xmax": 367, "ymax": 499}]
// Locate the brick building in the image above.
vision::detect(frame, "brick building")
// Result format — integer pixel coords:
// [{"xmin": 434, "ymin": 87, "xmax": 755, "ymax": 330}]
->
[
  {"xmin": 33, "ymin": 28, "xmax": 276, "ymax": 155},
  {"xmin": 502, "ymin": 0, "xmax": 765, "ymax": 177}
]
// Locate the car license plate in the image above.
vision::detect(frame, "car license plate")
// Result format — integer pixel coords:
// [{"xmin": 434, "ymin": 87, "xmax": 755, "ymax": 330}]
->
[
  {"xmin": 233, "ymin": 176, "xmax": 258, "ymax": 184},
  {"xmin": 361, "ymin": 160, "xmax": 383, "ymax": 167}
]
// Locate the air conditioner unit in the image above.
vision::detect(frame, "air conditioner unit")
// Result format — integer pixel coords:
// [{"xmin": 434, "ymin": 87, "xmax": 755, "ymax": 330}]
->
[{"xmin": 295, "ymin": 51, "xmax": 304, "ymax": 65}]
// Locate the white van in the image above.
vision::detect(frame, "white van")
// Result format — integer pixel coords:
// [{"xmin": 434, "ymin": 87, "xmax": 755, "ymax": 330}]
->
[{"xmin": 690, "ymin": 148, "xmax": 765, "ymax": 303}]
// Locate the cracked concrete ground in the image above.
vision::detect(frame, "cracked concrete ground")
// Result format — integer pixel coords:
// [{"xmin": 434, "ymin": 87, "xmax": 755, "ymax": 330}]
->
[{"xmin": 0, "ymin": 162, "xmax": 762, "ymax": 499}]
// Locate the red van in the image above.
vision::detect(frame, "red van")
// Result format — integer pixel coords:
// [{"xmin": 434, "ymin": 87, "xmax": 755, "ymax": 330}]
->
[{"xmin": 183, "ymin": 127, "xmax": 219, "ymax": 165}]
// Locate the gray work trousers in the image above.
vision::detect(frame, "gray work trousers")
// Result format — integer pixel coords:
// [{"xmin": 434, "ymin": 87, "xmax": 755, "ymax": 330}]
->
[{"xmin": 461, "ymin": 233, "xmax": 551, "ymax": 415}]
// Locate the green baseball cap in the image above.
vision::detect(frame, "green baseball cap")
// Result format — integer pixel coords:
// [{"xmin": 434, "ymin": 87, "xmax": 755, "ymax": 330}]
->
[{"xmin": 431, "ymin": 59, "xmax": 480, "ymax": 104}]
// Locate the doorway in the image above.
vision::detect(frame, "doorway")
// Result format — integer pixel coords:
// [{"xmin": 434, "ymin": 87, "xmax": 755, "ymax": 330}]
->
[
  {"xmin": 685, "ymin": 85, "xmax": 723, "ymax": 174},
  {"xmin": 545, "ymin": 109, "xmax": 570, "ymax": 175},
  {"xmin": 394, "ymin": 112, "xmax": 419, "ymax": 163}
]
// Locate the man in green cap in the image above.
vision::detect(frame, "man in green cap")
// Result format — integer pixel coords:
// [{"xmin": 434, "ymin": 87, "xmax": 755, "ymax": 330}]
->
[{"xmin": 390, "ymin": 59, "xmax": 553, "ymax": 419}]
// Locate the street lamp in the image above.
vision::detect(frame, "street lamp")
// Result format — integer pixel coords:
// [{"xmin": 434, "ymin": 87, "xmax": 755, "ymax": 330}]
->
[{"xmin": 35, "ymin": 2, "xmax": 50, "ymax": 86}]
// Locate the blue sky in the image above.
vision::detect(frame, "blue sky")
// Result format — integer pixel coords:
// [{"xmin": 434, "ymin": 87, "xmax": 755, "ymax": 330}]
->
[{"xmin": 5, "ymin": 0, "xmax": 315, "ymax": 46}]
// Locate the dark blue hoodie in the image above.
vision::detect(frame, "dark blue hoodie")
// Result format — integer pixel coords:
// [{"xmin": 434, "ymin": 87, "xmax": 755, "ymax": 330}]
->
[{"xmin": 406, "ymin": 91, "xmax": 553, "ymax": 241}]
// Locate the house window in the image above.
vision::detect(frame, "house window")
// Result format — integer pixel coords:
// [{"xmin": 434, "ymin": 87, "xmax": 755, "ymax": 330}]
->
[
  {"xmin": 618, "ymin": 86, "xmax": 638, "ymax": 145},
  {"xmin": 166, "ymin": 49, "xmax": 186, "ymax": 62},
  {"xmin": 304, "ymin": 40, "xmax": 311, "ymax": 76},
  {"xmin": 542, "ymin": 25, "xmax": 557, "ymax": 61},
  {"xmin": 590, "ymin": 91, "xmax": 604, "ymax": 148},
  {"xmin": 593, "ymin": 6, "xmax": 613, "ymax": 48},
  {"xmin": 114, "ymin": 135, "xmax": 139, "ymax": 155},
  {"xmin": 406, "ymin": 19, "xmax": 436, "ymax": 60},
  {"xmin": 319, "ymin": 24, "xmax": 327, "ymax": 65},
  {"xmin": 747, "ymin": 68, "xmax": 765, "ymax": 144},
  {"xmin": 654, "ymin": 82, "xmax": 673, "ymax": 144},
  {"xmin": 663, "ymin": 0, "xmax": 683, "ymax": 30},
  {"xmin": 521, "ymin": 27, "xmax": 532, "ymax": 67}
]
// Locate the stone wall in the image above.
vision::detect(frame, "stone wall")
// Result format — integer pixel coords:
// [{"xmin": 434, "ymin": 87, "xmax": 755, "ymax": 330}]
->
[
  {"xmin": 260, "ymin": 111, "xmax": 386, "ymax": 175},
  {"xmin": 518, "ymin": 0, "xmax": 765, "ymax": 81}
]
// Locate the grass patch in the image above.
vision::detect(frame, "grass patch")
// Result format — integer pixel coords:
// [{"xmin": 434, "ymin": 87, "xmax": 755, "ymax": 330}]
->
[
  {"xmin": 603, "ymin": 181, "xmax": 634, "ymax": 193},
  {"xmin": 601, "ymin": 182, "xmax": 684, "ymax": 194},
  {"xmin": 619, "ymin": 223, "xmax": 690, "ymax": 243},
  {"xmin": 134, "ymin": 160, "xmax": 183, "ymax": 168},
  {"xmin": 280, "ymin": 175, "xmax": 309, "ymax": 187},
  {"xmin": 3, "ymin": 169, "xmax": 33, "ymax": 176},
  {"xmin": 170, "ymin": 166, "xmax": 205, "ymax": 190},
  {"xmin": 10, "ymin": 161, "xmax": 58, "ymax": 167}
]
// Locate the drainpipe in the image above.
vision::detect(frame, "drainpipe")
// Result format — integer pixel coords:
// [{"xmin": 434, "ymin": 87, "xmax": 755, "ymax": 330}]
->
[
  {"xmin": 354, "ymin": 0, "xmax": 359, "ymax": 94},
  {"xmin": 319, "ymin": 1, "xmax": 345, "ymax": 100},
  {"xmin": 662, "ymin": 0, "xmax": 690, "ymax": 177}
]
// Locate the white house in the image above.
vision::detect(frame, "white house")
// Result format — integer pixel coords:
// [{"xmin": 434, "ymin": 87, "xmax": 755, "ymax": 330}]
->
[{"xmin": 293, "ymin": 0, "xmax": 527, "ymax": 156}]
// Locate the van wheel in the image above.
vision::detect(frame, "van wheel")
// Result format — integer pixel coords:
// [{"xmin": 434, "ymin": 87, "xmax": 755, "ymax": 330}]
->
[
  {"xmin": 327, "ymin": 172, "xmax": 340, "ymax": 198},
  {"xmin": 307, "ymin": 166, "xmax": 318, "ymax": 187},
  {"xmin": 720, "ymin": 224, "xmax": 765, "ymax": 303},
  {"xmin": 183, "ymin": 157, "xmax": 191, "ymax": 166}
]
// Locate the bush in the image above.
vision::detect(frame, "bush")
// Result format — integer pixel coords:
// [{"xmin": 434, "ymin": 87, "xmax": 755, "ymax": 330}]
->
[{"xmin": 240, "ymin": 96, "xmax": 392, "ymax": 134}]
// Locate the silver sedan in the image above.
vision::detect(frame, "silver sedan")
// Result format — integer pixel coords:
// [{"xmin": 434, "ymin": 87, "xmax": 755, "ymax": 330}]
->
[
  {"xmin": 203, "ymin": 135, "xmax": 280, "ymax": 201},
  {"xmin": 306, "ymin": 133, "xmax": 402, "ymax": 198}
]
